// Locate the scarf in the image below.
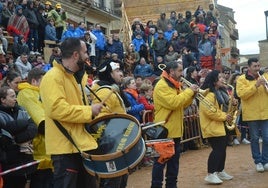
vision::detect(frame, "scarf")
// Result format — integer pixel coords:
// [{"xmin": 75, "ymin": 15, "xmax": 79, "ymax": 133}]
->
[
  {"xmin": 215, "ymin": 88, "xmax": 229, "ymax": 112},
  {"xmin": 161, "ymin": 70, "xmax": 182, "ymax": 89},
  {"xmin": 124, "ymin": 88, "xmax": 139, "ymax": 100}
]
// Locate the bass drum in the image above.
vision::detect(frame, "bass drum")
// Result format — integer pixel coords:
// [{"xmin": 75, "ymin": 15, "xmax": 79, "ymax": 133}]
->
[{"xmin": 84, "ymin": 113, "xmax": 146, "ymax": 178}]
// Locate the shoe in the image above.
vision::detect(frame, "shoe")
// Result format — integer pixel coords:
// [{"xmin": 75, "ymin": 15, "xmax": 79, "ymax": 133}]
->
[
  {"xmin": 143, "ymin": 160, "xmax": 153, "ymax": 167},
  {"xmin": 233, "ymin": 138, "xmax": 240, "ymax": 145},
  {"xmin": 256, "ymin": 163, "xmax": 264, "ymax": 172},
  {"xmin": 204, "ymin": 172, "xmax": 223, "ymax": 184},
  {"xmin": 241, "ymin": 138, "xmax": 251, "ymax": 144},
  {"xmin": 264, "ymin": 163, "xmax": 268, "ymax": 171},
  {"xmin": 227, "ymin": 141, "xmax": 233, "ymax": 146},
  {"xmin": 217, "ymin": 170, "xmax": 233, "ymax": 180}
]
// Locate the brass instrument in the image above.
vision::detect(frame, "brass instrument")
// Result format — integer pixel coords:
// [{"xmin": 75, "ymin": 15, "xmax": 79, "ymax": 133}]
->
[
  {"xmin": 257, "ymin": 71, "xmax": 268, "ymax": 92},
  {"xmin": 225, "ymin": 84, "xmax": 239, "ymax": 130},
  {"xmin": 157, "ymin": 64, "xmax": 217, "ymax": 113},
  {"xmin": 180, "ymin": 77, "xmax": 217, "ymax": 113}
]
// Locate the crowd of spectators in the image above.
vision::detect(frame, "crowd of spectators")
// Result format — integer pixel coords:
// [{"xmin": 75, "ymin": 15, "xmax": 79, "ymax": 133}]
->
[{"xmin": 0, "ymin": 1, "xmax": 254, "ymax": 187}]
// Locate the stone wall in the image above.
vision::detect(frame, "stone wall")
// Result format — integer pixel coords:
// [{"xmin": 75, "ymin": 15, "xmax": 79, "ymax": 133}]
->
[
  {"xmin": 123, "ymin": 0, "xmax": 213, "ymax": 25},
  {"xmin": 259, "ymin": 40, "xmax": 268, "ymax": 67}
]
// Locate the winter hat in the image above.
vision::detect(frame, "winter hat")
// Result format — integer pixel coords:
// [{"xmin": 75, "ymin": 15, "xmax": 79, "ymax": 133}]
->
[
  {"xmin": 38, "ymin": 3, "xmax": 45, "ymax": 10},
  {"xmin": 98, "ymin": 61, "xmax": 120, "ymax": 83},
  {"xmin": 15, "ymin": 5, "xmax": 23, "ymax": 12}
]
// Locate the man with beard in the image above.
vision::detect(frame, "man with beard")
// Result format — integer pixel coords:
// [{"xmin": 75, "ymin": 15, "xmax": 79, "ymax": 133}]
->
[
  {"xmin": 151, "ymin": 61, "xmax": 199, "ymax": 188},
  {"xmin": 91, "ymin": 60, "xmax": 131, "ymax": 188},
  {"xmin": 39, "ymin": 37, "xmax": 103, "ymax": 188}
]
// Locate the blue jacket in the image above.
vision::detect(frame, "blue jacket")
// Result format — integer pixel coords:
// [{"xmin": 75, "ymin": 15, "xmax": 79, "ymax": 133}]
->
[
  {"xmin": 61, "ymin": 26, "xmax": 79, "ymax": 41},
  {"xmin": 198, "ymin": 40, "xmax": 214, "ymax": 56},
  {"xmin": 112, "ymin": 39, "xmax": 124, "ymax": 60},
  {"xmin": 164, "ymin": 29, "xmax": 175, "ymax": 41},
  {"xmin": 134, "ymin": 63, "xmax": 153, "ymax": 78},
  {"xmin": 124, "ymin": 92, "xmax": 144, "ymax": 122},
  {"xmin": 92, "ymin": 29, "xmax": 106, "ymax": 50},
  {"xmin": 132, "ymin": 37, "xmax": 145, "ymax": 52},
  {"xmin": 75, "ymin": 27, "xmax": 85, "ymax": 38},
  {"xmin": 45, "ymin": 23, "xmax": 57, "ymax": 41}
]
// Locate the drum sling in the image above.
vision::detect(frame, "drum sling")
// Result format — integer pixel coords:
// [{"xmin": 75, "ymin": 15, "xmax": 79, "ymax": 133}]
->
[{"xmin": 53, "ymin": 120, "xmax": 90, "ymax": 159}]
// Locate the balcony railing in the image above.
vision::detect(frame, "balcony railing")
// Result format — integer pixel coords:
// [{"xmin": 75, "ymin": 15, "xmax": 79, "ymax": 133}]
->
[
  {"xmin": 230, "ymin": 28, "xmax": 239, "ymax": 40},
  {"xmin": 230, "ymin": 46, "xmax": 240, "ymax": 58},
  {"xmin": 78, "ymin": 0, "xmax": 121, "ymax": 17}
]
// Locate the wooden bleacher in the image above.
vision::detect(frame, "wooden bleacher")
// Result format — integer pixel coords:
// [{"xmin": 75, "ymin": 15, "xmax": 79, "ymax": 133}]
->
[
  {"xmin": 43, "ymin": 40, "xmax": 61, "ymax": 63},
  {"xmin": 3, "ymin": 30, "xmax": 14, "ymax": 54}
]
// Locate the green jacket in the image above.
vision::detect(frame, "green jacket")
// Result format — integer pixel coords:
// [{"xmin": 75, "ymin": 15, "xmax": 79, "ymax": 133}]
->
[
  {"xmin": 40, "ymin": 60, "xmax": 97, "ymax": 155},
  {"xmin": 48, "ymin": 9, "xmax": 67, "ymax": 28}
]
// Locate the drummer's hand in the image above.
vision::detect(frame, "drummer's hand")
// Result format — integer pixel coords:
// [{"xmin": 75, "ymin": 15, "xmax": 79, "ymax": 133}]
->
[{"xmin": 91, "ymin": 103, "xmax": 103, "ymax": 117}]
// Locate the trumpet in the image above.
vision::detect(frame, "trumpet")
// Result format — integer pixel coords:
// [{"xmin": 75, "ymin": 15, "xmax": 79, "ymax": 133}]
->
[
  {"xmin": 180, "ymin": 77, "xmax": 209, "ymax": 96},
  {"xmin": 157, "ymin": 63, "xmax": 217, "ymax": 113},
  {"xmin": 257, "ymin": 71, "xmax": 268, "ymax": 92},
  {"xmin": 180, "ymin": 77, "xmax": 217, "ymax": 113}
]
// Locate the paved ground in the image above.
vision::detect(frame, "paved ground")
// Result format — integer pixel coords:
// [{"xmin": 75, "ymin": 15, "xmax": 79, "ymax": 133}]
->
[{"xmin": 127, "ymin": 143, "xmax": 268, "ymax": 188}]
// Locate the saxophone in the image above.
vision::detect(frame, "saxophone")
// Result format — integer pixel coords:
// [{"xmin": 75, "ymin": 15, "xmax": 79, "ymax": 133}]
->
[{"xmin": 225, "ymin": 84, "xmax": 239, "ymax": 130}]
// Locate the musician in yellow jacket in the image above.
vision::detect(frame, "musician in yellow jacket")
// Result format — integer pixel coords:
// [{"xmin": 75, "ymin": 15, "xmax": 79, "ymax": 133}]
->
[
  {"xmin": 236, "ymin": 58, "xmax": 268, "ymax": 172},
  {"xmin": 199, "ymin": 70, "xmax": 234, "ymax": 184},
  {"xmin": 151, "ymin": 61, "xmax": 198, "ymax": 188},
  {"xmin": 91, "ymin": 61, "xmax": 130, "ymax": 188},
  {"xmin": 40, "ymin": 38, "xmax": 102, "ymax": 188},
  {"xmin": 17, "ymin": 68, "xmax": 53, "ymax": 187}
]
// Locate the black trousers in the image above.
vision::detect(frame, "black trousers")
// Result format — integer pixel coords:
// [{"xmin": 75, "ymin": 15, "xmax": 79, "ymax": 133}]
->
[
  {"xmin": 52, "ymin": 153, "xmax": 97, "ymax": 188},
  {"xmin": 30, "ymin": 168, "xmax": 53, "ymax": 188},
  {"xmin": 207, "ymin": 136, "xmax": 228, "ymax": 173}
]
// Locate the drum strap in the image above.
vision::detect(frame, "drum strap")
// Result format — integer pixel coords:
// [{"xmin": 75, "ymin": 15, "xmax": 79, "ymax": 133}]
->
[
  {"xmin": 53, "ymin": 120, "xmax": 90, "ymax": 159},
  {"xmin": 165, "ymin": 111, "xmax": 173, "ymax": 123},
  {"xmin": 96, "ymin": 85, "xmax": 126, "ymax": 111}
]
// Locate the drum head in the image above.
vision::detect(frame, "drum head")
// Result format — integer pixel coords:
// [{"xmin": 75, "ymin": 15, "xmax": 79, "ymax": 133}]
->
[
  {"xmin": 86, "ymin": 114, "xmax": 141, "ymax": 158},
  {"xmin": 84, "ymin": 114, "xmax": 145, "ymax": 178}
]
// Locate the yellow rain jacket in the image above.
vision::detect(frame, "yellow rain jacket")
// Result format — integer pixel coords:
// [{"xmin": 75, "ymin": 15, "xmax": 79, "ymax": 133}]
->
[
  {"xmin": 17, "ymin": 82, "xmax": 53, "ymax": 169},
  {"xmin": 153, "ymin": 78, "xmax": 194, "ymax": 138},
  {"xmin": 199, "ymin": 92, "xmax": 227, "ymax": 138},
  {"xmin": 91, "ymin": 84, "xmax": 126, "ymax": 117},
  {"xmin": 39, "ymin": 61, "xmax": 97, "ymax": 155},
  {"xmin": 236, "ymin": 73, "xmax": 268, "ymax": 121}
]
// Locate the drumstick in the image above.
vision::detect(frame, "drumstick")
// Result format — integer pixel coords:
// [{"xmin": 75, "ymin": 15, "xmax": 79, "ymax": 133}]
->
[
  {"xmin": 86, "ymin": 85, "xmax": 108, "ymax": 107},
  {"xmin": 141, "ymin": 121, "xmax": 166, "ymax": 130},
  {"xmin": 101, "ymin": 89, "xmax": 115, "ymax": 106}
]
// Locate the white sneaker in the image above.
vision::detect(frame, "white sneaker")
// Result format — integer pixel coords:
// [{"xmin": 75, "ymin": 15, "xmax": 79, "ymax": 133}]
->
[
  {"xmin": 217, "ymin": 170, "xmax": 233, "ymax": 180},
  {"xmin": 241, "ymin": 138, "xmax": 251, "ymax": 144},
  {"xmin": 233, "ymin": 138, "xmax": 240, "ymax": 145},
  {"xmin": 204, "ymin": 172, "xmax": 223, "ymax": 184},
  {"xmin": 256, "ymin": 163, "xmax": 264, "ymax": 172},
  {"xmin": 264, "ymin": 163, "xmax": 268, "ymax": 171}
]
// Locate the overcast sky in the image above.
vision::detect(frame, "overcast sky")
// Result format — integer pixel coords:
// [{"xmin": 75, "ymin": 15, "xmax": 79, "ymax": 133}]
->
[{"xmin": 217, "ymin": 0, "xmax": 268, "ymax": 55}]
